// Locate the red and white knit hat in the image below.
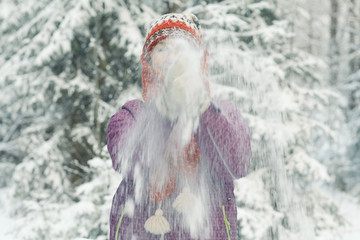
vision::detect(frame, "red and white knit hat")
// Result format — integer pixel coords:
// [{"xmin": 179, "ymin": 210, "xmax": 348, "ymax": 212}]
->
[
  {"xmin": 141, "ymin": 13, "xmax": 208, "ymax": 102},
  {"xmin": 142, "ymin": 13, "xmax": 203, "ymax": 59}
]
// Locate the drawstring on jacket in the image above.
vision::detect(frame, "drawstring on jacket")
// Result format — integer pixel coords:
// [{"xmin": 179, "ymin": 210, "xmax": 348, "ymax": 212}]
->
[
  {"xmin": 222, "ymin": 205, "xmax": 231, "ymax": 240},
  {"xmin": 115, "ymin": 203, "xmax": 126, "ymax": 240}
]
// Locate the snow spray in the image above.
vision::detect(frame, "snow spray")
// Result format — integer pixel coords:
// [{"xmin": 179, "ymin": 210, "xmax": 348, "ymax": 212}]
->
[
  {"xmin": 115, "ymin": 38, "xmax": 212, "ymax": 239},
  {"xmin": 206, "ymin": 35, "xmax": 315, "ymax": 239}
]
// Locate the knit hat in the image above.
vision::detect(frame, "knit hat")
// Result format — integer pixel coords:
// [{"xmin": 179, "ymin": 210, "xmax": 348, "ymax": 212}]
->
[
  {"xmin": 143, "ymin": 13, "xmax": 202, "ymax": 59},
  {"xmin": 141, "ymin": 13, "xmax": 209, "ymax": 102}
]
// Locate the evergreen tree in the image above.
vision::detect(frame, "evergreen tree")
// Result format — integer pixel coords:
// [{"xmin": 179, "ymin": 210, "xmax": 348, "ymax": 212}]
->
[
  {"xmin": 0, "ymin": 0, "xmax": 155, "ymax": 238},
  {"xmin": 189, "ymin": 0, "xmax": 344, "ymax": 239},
  {"xmin": 342, "ymin": 0, "xmax": 360, "ymax": 195}
]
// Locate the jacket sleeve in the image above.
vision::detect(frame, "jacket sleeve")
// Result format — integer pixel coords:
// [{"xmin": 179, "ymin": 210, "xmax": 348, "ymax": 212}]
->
[
  {"xmin": 196, "ymin": 100, "xmax": 252, "ymax": 181},
  {"xmin": 106, "ymin": 99, "xmax": 143, "ymax": 174}
]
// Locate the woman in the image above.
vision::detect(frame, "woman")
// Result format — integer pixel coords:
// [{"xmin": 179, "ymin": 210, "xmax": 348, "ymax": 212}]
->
[{"xmin": 106, "ymin": 13, "xmax": 252, "ymax": 240}]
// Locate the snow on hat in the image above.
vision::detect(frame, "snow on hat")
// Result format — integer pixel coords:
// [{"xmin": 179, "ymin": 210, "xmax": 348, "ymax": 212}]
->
[{"xmin": 142, "ymin": 13, "xmax": 203, "ymax": 60}]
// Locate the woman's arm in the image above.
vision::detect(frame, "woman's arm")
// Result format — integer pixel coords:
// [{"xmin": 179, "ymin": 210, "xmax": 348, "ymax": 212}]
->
[
  {"xmin": 196, "ymin": 100, "xmax": 252, "ymax": 181},
  {"xmin": 106, "ymin": 99, "xmax": 143, "ymax": 173}
]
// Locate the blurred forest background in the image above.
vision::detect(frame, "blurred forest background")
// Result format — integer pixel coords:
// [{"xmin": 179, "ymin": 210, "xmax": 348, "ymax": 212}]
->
[{"xmin": 0, "ymin": 0, "xmax": 359, "ymax": 239}]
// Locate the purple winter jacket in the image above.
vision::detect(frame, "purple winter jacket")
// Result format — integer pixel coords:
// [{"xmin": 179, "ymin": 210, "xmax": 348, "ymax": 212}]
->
[{"xmin": 106, "ymin": 99, "xmax": 251, "ymax": 240}]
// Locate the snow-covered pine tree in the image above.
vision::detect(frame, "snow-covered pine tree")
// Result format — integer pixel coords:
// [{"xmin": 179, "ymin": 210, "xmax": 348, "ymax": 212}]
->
[
  {"xmin": 188, "ymin": 0, "xmax": 345, "ymax": 239},
  {"xmin": 338, "ymin": 0, "xmax": 360, "ymax": 195},
  {"xmin": 0, "ymin": 0, "xmax": 155, "ymax": 238},
  {"xmin": 344, "ymin": 69, "xmax": 360, "ymax": 195}
]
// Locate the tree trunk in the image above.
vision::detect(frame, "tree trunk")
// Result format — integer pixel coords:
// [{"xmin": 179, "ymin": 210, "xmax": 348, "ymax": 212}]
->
[
  {"xmin": 348, "ymin": 0, "xmax": 358, "ymax": 73},
  {"xmin": 94, "ymin": 8, "xmax": 106, "ymax": 155},
  {"xmin": 307, "ymin": 0, "xmax": 314, "ymax": 54},
  {"xmin": 330, "ymin": 0, "xmax": 339, "ymax": 85}
]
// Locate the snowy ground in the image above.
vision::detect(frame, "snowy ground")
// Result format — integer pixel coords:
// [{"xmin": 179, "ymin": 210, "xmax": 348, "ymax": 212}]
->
[
  {"xmin": 326, "ymin": 187, "xmax": 360, "ymax": 240},
  {"xmin": 0, "ymin": 188, "xmax": 15, "ymax": 240},
  {"xmin": 1, "ymin": 186, "xmax": 360, "ymax": 239}
]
